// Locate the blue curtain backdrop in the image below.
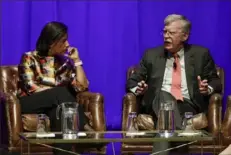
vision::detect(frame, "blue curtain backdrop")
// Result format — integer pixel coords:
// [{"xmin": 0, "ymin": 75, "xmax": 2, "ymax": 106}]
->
[{"xmin": 1, "ymin": 1, "xmax": 231, "ymax": 130}]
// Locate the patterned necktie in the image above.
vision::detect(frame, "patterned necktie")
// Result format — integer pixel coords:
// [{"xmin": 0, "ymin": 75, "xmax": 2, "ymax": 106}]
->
[{"xmin": 171, "ymin": 55, "xmax": 183, "ymax": 101}]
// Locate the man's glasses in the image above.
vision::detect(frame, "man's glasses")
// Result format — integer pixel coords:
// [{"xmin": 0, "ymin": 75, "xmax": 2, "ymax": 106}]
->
[{"xmin": 160, "ymin": 30, "xmax": 178, "ymax": 37}]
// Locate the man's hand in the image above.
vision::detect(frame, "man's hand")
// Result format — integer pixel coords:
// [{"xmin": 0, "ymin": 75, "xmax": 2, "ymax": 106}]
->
[
  {"xmin": 135, "ymin": 80, "xmax": 148, "ymax": 95},
  {"xmin": 197, "ymin": 76, "xmax": 209, "ymax": 95}
]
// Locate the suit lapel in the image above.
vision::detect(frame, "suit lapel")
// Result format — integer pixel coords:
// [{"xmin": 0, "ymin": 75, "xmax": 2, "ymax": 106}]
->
[
  {"xmin": 156, "ymin": 51, "xmax": 167, "ymax": 90},
  {"xmin": 184, "ymin": 45, "xmax": 195, "ymax": 99}
]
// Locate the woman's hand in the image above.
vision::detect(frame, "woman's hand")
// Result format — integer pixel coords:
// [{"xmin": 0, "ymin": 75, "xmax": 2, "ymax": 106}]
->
[
  {"xmin": 67, "ymin": 47, "xmax": 80, "ymax": 62},
  {"xmin": 35, "ymin": 86, "xmax": 51, "ymax": 93}
]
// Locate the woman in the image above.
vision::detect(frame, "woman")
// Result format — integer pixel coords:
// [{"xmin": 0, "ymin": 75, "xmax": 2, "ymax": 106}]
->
[{"xmin": 17, "ymin": 21, "xmax": 89, "ymax": 155}]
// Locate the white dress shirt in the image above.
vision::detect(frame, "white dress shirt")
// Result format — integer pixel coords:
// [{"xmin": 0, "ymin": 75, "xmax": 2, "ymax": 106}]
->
[{"xmin": 161, "ymin": 48, "xmax": 190, "ymax": 99}]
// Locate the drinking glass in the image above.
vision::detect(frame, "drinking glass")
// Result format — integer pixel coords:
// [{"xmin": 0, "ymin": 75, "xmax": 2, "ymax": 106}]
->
[
  {"xmin": 36, "ymin": 114, "xmax": 48, "ymax": 134},
  {"xmin": 157, "ymin": 101, "xmax": 175, "ymax": 137},
  {"xmin": 182, "ymin": 112, "xmax": 194, "ymax": 131},
  {"xmin": 127, "ymin": 112, "xmax": 138, "ymax": 132}
]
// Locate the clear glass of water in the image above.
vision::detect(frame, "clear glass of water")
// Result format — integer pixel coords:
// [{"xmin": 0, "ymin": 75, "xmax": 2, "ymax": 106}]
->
[
  {"xmin": 182, "ymin": 112, "xmax": 194, "ymax": 131},
  {"xmin": 157, "ymin": 101, "xmax": 175, "ymax": 137},
  {"xmin": 36, "ymin": 114, "xmax": 48, "ymax": 134},
  {"xmin": 127, "ymin": 112, "xmax": 138, "ymax": 132}
]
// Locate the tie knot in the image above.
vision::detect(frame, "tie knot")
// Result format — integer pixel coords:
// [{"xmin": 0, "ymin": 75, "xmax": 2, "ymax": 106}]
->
[{"xmin": 173, "ymin": 54, "xmax": 179, "ymax": 59}]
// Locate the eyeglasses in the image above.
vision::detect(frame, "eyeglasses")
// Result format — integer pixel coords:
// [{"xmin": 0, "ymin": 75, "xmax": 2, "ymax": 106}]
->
[{"xmin": 160, "ymin": 30, "xmax": 179, "ymax": 37}]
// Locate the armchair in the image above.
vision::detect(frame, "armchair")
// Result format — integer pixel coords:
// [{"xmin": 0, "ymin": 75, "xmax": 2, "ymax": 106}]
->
[
  {"xmin": 0, "ymin": 65, "xmax": 106, "ymax": 154},
  {"xmin": 121, "ymin": 65, "xmax": 224, "ymax": 155},
  {"xmin": 221, "ymin": 95, "xmax": 231, "ymax": 147}
]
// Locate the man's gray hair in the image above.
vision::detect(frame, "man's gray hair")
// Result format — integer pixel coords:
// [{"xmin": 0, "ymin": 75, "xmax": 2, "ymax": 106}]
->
[{"xmin": 164, "ymin": 14, "xmax": 191, "ymax": 34}]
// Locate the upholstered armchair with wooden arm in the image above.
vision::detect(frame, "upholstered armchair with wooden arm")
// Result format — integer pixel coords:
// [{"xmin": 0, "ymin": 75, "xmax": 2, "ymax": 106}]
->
[
  {"xmin": 0, "ymin": 65, "xmax": 107, "ymax": 155},
  {"xmin": 121, "ymin": 65, "xmax": 224, "ymax": 155},
  {"xmin": 221, "ymin": 95, "xmax": 231, "ymax": 148}
]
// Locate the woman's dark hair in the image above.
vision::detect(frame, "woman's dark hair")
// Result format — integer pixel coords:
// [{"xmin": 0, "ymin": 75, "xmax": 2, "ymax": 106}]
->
[{"xmin": 36, "ymin": 21, "xmax": 68, "ymax": 56}]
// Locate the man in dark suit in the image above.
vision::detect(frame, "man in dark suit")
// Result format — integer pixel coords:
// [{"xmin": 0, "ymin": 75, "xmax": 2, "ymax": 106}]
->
[{"xmin": 126, "ymin": 14, "xmax": 222, "ymax": 154}]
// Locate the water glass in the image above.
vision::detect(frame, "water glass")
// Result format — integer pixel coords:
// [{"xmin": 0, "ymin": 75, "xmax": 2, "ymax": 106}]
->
[
  {"xmin": 127, "ymin": 112, "xmax": 138, "ymax": 132},
  {"xmin": 157, "ymin": 101, "xmax": 175, "ymax": 137},
  {"xmin": 36, "ymin": 114, "xmax": 48, "ymax": 134},
  {"xmin": 182, "ymin": 112, "xmax": 194, "ymax": 131}
]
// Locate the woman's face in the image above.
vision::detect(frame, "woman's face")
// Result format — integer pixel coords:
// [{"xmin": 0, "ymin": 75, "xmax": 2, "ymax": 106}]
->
[{"xmin": 49, "ymin": 34, "xmax": 69, "ymax": 56}]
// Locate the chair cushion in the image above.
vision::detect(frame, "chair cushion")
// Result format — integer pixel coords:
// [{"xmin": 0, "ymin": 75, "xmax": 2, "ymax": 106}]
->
[
  {"xmin": 191, "ymin": 113, "xmax": 208, "ymax": 129},
  {"xmin": 136, "ymin": 113, "xmax": 208, "ymax": 130},
  {"xmin": 22, "ymin": 114, "xmax": 50, "ymax": 132},
  {"xmin": 137, "ymin": 114, "xmax": 154, "ymax": 130},
  {"xmin": 22, "ymin": 112, "xmax": 94, "ymax": 132}
]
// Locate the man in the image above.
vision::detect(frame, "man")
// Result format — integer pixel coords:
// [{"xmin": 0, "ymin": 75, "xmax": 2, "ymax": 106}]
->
[{"xmin": 126, "ymin": 14, "xmax": 222, "ymax": 154}]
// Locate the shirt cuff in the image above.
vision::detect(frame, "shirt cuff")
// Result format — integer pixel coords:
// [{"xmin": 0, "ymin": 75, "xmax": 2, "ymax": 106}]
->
[
  {"xmin": 130, "ymin": 86, "xmax": 138, "ymax": 96},
  {"xmin": 208, "ymin": 85, "xmax": 214, "ymax": 95}
]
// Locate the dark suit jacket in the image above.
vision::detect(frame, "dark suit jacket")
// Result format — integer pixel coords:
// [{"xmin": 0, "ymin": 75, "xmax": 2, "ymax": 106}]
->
[{"xmin": 126, "ymin": 44, "xmax": 222, "ymax": 114}]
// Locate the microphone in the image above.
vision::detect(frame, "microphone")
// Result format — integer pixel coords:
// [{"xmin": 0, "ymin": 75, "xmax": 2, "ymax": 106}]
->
[{"xmin": 173, "ymin": 62, "xmax": 177, "ymax": 69}]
